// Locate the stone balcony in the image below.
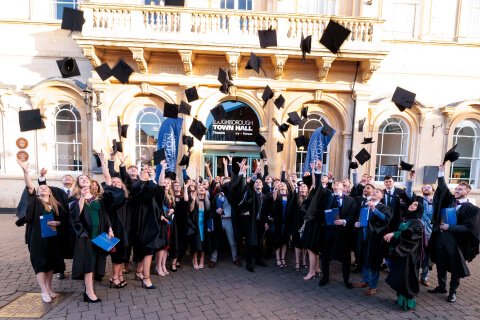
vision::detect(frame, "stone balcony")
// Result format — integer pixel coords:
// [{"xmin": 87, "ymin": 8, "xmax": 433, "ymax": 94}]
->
[{"xmin": 76, "ymin": 2, "xmax": 388, "ymax": 82}]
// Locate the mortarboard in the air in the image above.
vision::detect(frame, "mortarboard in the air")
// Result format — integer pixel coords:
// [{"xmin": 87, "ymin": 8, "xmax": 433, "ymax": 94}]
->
[
  {"xmin": 300, "ymin": 34, "xmax": 312, "ymax": 64},
  {"xmin": 165, "ymin": 171, "xmax": 177, "ymax": 181},
  {"xmin": 182, "ymin": 135, "xmax": 194, "ymax": 149},
  {"xmin": 95, "ymin": 63, "xmax": 112, "ymax": 81},
  {"xmin": 274, "ymin": 95, "xmax": 285, "ymax": 109},
  {"xmin": 361, "ymin": 137, "xmax": 375, "ymax": 144},
  {"xmin": 61, "ymin": 7, "xmax": 85, "ymax": 32},
  {"xmin": 56, "ymin": 57, "xmax": 80, "ymax": 78},
  {"xmin": 400, "ymin": 161, "xmax": 414, "ymax": 171},
  {"xmin": 294, "ymin": 136, "xmax": 307, "ymax": 149},
  {"xmin": 254, "ymin": 134, "xmax": 267, "ymax": 147},
  {"xmin": 185, "ymin": 87, "xmax": 199, "ymax": 102},
  {"xmin": 423, "ymin": 166, "xmax": 439, "ymax": 184},
  {"xmin": 349, "ymin": 161, "xmax": 358, "ymax": 170},
  {"xmin": 301, "ymin": 106, "xmax": 308, "ymax": 118},
  {"xmin": 165, "ymin": 0, "xmax": 185, "ymax": 6},
  {"xmin": 93, "ymin": 153, "xmax": 102, "ymax": 168},
  {"xmin": 225, "ymin": 130, "xmax": 236, "ymax": 142},
  {"xmin": 260, "ymin": 150, "xmax": 267, "ymax": 160},
  {"xmin": 19, "ymin": 109, "xmax": 46, "ymax": 132},
  {"xmin": 392, "ymin": 87, "xmax": 416, "ymax": 112},
  {"xmin": 111, "ymin": 59, "xmax": 134, "ymax": 84},
  {"xmin": 189, "ymin": 118, "xmax": 207, "ymax": 141},
  {"xmin": 319, "ymin": 20, "xmax": 351, "ymax": 54},
  {"xmin": 262, "ymin": 85, "xmax": 274, "ymax": 107},
  {"xmin": 164, "ymin": 102, "xmax": 179, "ymax": 119},
  {"xmin": 218, "ymin": 67, "xmax": 234, "ymax": 95},
  {"xmin": 287, "ymin": 112, "xmax": 303, "ymax": 126},
  {"xmin": 245, "ymin": 52, "xmax": 266, "ymax": 75},
  {"xmin": 272, "ymin": 118, "xmax": 289, "ymax": 138},
  {"xmin": 355, "ymin": 148, "xmax": 371, "ymax": 166},
  {"xmin": 179, "ymin": 152, "xmax": 190, "ymax": 167},
  {"xmin": 277, "ymin": 142, "xmax": 284, "ymax": 153},
  {"xmin": 258, "ymin": 28, "xmax": 277, "ymax": 48},
  {"xmin": 443, "ymin": 144, "xmax": 460, "ymax": 163},
  {"xmin": 117, "ymin": 117, "xmax": 128, "ymax": 139},
  {"xmin": 112, "ymin": 139, "xmax": 123, "ymax": 153},
  {"xmin": 179, "ymin": 101, "xmax": 192, "ymax": 116},
  {"xmin": 152, "ymin": 148, "xmax": 166, "ymax": 166},
  {"xmin": 210, "ymin": 104, "xmax": 228, "ymax": 121},
  {"xmin": 321, "ymin": 123, "xmax": 335, "ymax": 138}
]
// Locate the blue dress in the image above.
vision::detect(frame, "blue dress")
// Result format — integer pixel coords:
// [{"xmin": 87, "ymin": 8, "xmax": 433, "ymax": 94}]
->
[
  {"xmin": 282, "ymin": 199, "xmax": 288, "ymax": 234},
  {"xmin": 199, "ymin": 208, "xmax": 204, "ymax": 242}
]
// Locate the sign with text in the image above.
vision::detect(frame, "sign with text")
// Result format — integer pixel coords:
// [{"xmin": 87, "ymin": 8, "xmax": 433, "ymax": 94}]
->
[
  {"xmin": 16, "ymin": 138, "xmax": 28, "ymax": 149},
  {"xmin": 206, "ymin": 103, "xmax": 260, "ymax": 142}
]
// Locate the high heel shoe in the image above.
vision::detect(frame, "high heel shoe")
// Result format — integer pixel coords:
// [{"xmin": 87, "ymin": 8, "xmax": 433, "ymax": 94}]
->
[
  {"xmin": 118, "ymin": 275, "xmax": 127, "ymax": 287},
  {"xmin": 199, "ymin": 259, "xmax": 204, "ymax": 269},
  {"xmin": 109, "ymin": 278, "xmax": 123, "ymax": 289},
  {"xmin": 171, "ymin": 264, "xmax": 177, "ymax": 272},
  {"xmin": 295, "ymin": 263, "xmax": 300, "ymax": 272},
  {"xmin": 303, "ymin": 273, "xmax": 316, "ymax": 280},
  {"xmin": 83, "ymin": 292, "xmax": 101, "ymax": 303},
  {"xmin": 276, "ymin": 259, "xmax": 284, "ymax": 268},
  {"xmin": 134, "ymin": 272, "xmax": 144, "ymax": 281},
  {"xmin": 281, "ymin": 259, "xmax": 287, "ymax": 268},
  {"xmin": 192, "ymin": 259, "xmax": 199, "ymax": 269},
  {"xmin": 46, "ymin": 288, "xmax": 57, "ymax": 298},
  {"xmin": 141, "ymin": 278, "xmax": 156, "ymax": 290},
  {"xmin": 155, "ymin": 266, "xmax": 166, "ymax": 277},
  {"xmin": 41, "ymin": 291, "xmax": 52, "ymax": 303},
  {"xmin": 162, "ymin": 265, "xmax": 169, "ymax": 275}
]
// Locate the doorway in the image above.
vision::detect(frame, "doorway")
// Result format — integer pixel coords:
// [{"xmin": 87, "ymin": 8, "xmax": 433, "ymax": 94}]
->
[{"xmin": 203, "ymin": 151, "xmax": 260, "ymax": 177}]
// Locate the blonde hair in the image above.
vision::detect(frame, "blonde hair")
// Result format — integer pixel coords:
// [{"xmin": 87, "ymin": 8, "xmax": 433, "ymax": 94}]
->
[
  {"xmin": 165, "ymin": 184, "xmax": 175, "ymax": 207},
  {"xmin": 37, "ymin": 185, "xmax": 62, "ymax": 216},
  {"xmin": 112, "ymin": 177, "xmax": 129, "ymax": 198},
  {"xmin": 297, "ymin": 185, "xmax": 310, "ymax": 206},
  {"xmin": 72, "ymin": 175, "xmax": 101, "ymax": 200}
]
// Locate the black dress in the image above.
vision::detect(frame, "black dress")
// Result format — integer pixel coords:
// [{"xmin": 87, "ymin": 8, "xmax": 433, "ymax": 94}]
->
[
  {"xmin": 302, "ymin": 187, "xmax": 331, "ymax": 254},
  {"xmin": 109, "ymin": 201, "xmax": 131, "ymax": 264},
  {"xmin": 288, "ymin": 194, "xmax": 308, "ymax": 249},
  {"xmin": 157, "ymin": 197, "xmax": 173, "ymax": 250},
  {"xmin": 22, "ymin": 188, "xmax": 65, "ymax": 274},
  {"xmin": 169, "ymin": 197, "xmax": 187, "ymax": 259},
  {"xmin": 272, "ymin": 195, "xmax": 292, "ymax": 248}
]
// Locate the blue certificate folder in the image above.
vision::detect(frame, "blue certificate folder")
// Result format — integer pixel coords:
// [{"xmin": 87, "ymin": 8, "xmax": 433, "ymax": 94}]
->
[
  {"xmin": 358, "ymin": 207, "xmax": 369, "ymax": 227},
  {"xmin": 440, "ymin": 208, "xmax": 457, "ymax": 225},
  {"xmin": 92, "ymin": 232, "xmax": 120, "ymax": 252},
  {"xmin": 325, "ymin": 208, "xmax": 340, "ymax": 226},
  {"xmin": 40, "ymin": 213, "xmax": 57, "ymax": 238}
]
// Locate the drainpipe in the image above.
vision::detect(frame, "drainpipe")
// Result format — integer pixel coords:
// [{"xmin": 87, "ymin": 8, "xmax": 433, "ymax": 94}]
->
[{"xmin": 348, "ymin": 61, "xmax": 360, "ymax": 176}]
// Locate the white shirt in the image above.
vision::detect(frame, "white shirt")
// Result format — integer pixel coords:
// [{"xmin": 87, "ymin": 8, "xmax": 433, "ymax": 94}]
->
[{"xmin": 38, "ymin": 177, "xmax": 73, "ymax": 196}]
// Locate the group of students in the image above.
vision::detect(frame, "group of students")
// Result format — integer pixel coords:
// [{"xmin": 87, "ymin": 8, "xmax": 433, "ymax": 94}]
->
[{"xmin": 15, "ymin": 153, "xmax": 480, "ymax": 311}]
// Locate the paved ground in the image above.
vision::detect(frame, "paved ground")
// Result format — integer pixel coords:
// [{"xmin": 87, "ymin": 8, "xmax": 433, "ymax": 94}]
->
[{"xmin": 1, "ymin": 214, "xmax": 480, "ymax": 320}]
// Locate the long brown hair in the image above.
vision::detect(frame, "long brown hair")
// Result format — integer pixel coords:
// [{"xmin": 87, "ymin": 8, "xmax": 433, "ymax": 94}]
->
[
  {"xmin": 298, "ymin": 184, "xmax": 310, "ymax": 206},
  {"xmin": 112, "ymin": 177, "xmax": 129, "ymax": 198},
  {"xmin": 72, "ymin": 175, "xmax": 99, "ymax": 200},
  {"xmin": 37, "ymin": 185, "xmax": 62, "ymax": 216}
]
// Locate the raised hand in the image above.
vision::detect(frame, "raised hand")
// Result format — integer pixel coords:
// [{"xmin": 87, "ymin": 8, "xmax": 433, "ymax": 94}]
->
[
  {"xmin": 282, "ymin": 161, "xmax": 286, "ymax": 171},
  {"xmin": 40, "ymin": 168, "xmax": 48, "ymax": 177},
  {"xmin": 439, "ymin": 163, "xmax": 445, "ymax": 173},
  {"xmin": 204, "ymin": 161, "xmax": 210, "ymax": 168},
  {"xmin": 408, "ymin": 171, "xmax": 415, "ymax": 181},
  {"xmin": 80, "ymin": 186, "xmax": 90, "ymax": 198},
  {"xmin": 117, "ymin": 153, "xmax": 128, "ymax": 165},
  {"xmin": 263, "ymin": 158, "xmax": 268, "ymax": 165},
  {"xmin": 327, "ymin": 171, "xmax": 333, "ymax": 179},
  {"xmin": 140, "ymin": 165, "xmax": 149, "ymax": 181},
  {"xmin": 17, "ymin": 159, "xmax": 30, "ymax": 173},
  {"xmin": 255, "ymin": 167, "xmax": 261, "ymax": 175},
  {"xmin": 223, "ymin": 157, "xmax": 227, "ymax": 166},
  {"xmin": 315, "ymin": 159, "xmax": 323, "ymax": 172},
  {"xmin": 98, "ymin": 151, "xmax": 105, "ymax": 163},
  {"xmin": 160, "ymin": 160, "xmax": 167, "ymax": 168},
  {"xmin": 227, "ymin": 155, "xmax": 232, "ymax": 163},
  {"xmin": 310, "ymin": 162, "xmax": 315, "ymax": 172}
]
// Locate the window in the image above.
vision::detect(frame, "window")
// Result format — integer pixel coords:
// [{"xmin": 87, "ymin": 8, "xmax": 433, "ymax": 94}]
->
[
  {"xmin": 299, "ymin": 0, "xmax": 336, "ymax": 15},
  {"xmin": 385, "ymin": 0, "xmax": 421, "ymax": 39},
  {"xmin": 449, "ymin": 120, "xmax": 480, "ymax": 187},
  {"xmin": 52, "ymin": 0, "xmax": 77, "ymax": 20},
  {"xmin": 295, "ymin": 113, "xmax": 330, "ymax": 178},
  {"xmin": 220, "ymin": 0, "xmax": 253, "ymax": 10},
  {"xmin": 136, "ymin": 107, "xmax": 164, "ymax": 164},
  {"xmin": 467, "ymin": 0, "xmax": 480, "ymax": 41},
  {"xmin": 375, "ymin": 118, "xmax": 409, "ymax": 183},
  {"xmin": 54, "ymin": 104, "xmax": 82, "ymax": 171}
]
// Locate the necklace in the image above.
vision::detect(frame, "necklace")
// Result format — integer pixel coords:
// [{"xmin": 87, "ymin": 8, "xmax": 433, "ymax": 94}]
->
[{"xmin": 85, "ymin": 195, "xmax": 96, "ymax": 205}]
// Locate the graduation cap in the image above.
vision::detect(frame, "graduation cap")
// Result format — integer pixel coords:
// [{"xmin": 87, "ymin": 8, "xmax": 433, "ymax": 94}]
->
[
  {"xmin": 300, "ymin": 34, "xmax": 312, "ymax": 64},
  {"xmin": 61, "ymin": 7, "xmax": 85, "ymax": 32},
  {"xmin": 319, "ymin": 20, "xmax": 351, "ymax": 54},
  {"xmin": 182, "ymin": 135, "xmax": 194, "ymax": 149},
  {"xmin": 111, "ymin": 59, "xmax": 134, "ymax": 84},
  {"xmin": 218, "ymin": 67, "xmax": 234, "ymax": 95},
  {"xmin": 95, "ymin": 63, "xmax": 112, "ymax": 81},
  {"xmin": 400, "ymin": 161, "xmax": 414, "ymax": 171},
  {"xmin": 179, "ymin": 100, "xmax": 191, "ymax": 116},
  {"xmin": 112, "ymin": 139, "xmax": 123, "ymax": 153},
  {"xmin": 179, "ymin": 152, "xmax": 190, "ymax": 167},
  {"xmin": 245, "ymin": 52, "xmax": 266, "ymax": 76},
  {"xmin": 185, "ymin": 87, "xmax": 199, "ymax": 102},
  {"xmin": 117, "ymin": 117, "xmax": 128, "ymax": 139},
  {"xmin": 320, "ymin": 123, "xmax": 334, "ymax": 138},
  {"xmin": 165, "ymin": 171, "xmax": 177, "ymax": 181},
  {"xmin": 349, "ymin": 161, "xmax": 358, "ymax": 170},
  {"xmin": 272, "ymin": 118, "xmax": 289, "ymax": 138},
  {"xmin": 277, "ymin": 141, "xmax": 284, "ymax": 153},
  {"xmin": 301, "ymin": 106, "xmax": 308, "ymax": 119},
  {"xmin": 152, "ymin": 148, "xmax": 166, "ymax": 166},
  {"xmin": 262, "ymin": 85, "xmax": 274, "ymax": 107},
  {"xmin": 258, "ymin": 28, "xmax": 277, "ymax": 48},
  {"xmin": 225, "ymin": 130, "xmax": 236, "ymax": 142},
  {"xmin": 361, "ymin": 137, "xmax": 375, "ymax": 144},
  {"xmin": 210, "ymin": 104, "xmax": 228, "ymax": 121},
  {"xmin": 274, "ymin": 95, "xmax": 285, "ymax": 109},
  {"xmin": 189, "ymin": 118, "xmax": 207, "ymax": 141},
  {"xmin": 355, "ymin": 148, "xmax": 371, "ymax": 166},
  {"xmin": 260, "ymin": 150, "xmax": 267, "ymax": 160},
  {"xmin": 93, "ymin": 153, "xmax": 102, "ymax": 168},
  {"xmin": 392, "ymin": 87, "xmax": 416, "ymax": 112},
  {"xmin": 294, "ymin": 136, "xmax": 307, "ymax": 149},
  {"xmin": 287, "ymin": 112, "xmax": 303, "ymax": 126},
  {"xmin": 19, "ymin": 109, "xmax": 46, "ymax": 132},
  {"xmin": 164, "ymin": 102, "xmax": 179, "ymax": 119},
  {"xmin": 56, "ymin": 57, "xmax": 80, "ymax": 78},
  {"xmin": 254, "ymin": 134, "xmax": 266, "ymax": 147},
  {"xmin": 443, "ymin": 144, "xmax": 460, "ymax": 163}
]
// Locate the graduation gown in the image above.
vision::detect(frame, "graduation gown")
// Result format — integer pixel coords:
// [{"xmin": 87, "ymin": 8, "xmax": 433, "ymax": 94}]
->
[
  {"xmin": 69, "ymin": 185, "xmax": 125, "ymax": 279},
  {"xmin": 302, "ymin": 187, "xmax": 333, "ymax": 254},
  {"xmin": 156, "ymin": 195, "xmax": 172, "ymax": 250},
  {"xmin": 186, "ymin": 200, "xmax": 211, "ymax": 253},
  {"xmin": 287, "ymin": 194, "xmax": 307, "ymax": 249},
  {"xmin": 108, "ymin": 201, "xmax": 130, "ymax": 264},
  {"xmin": 428, "ymin": 176, "xmax": 480, "ymax": 278},
  {"xmin": 129, "ymin": 180, "xmax": 164, "ymax": 261},
  {"xmin": 169, "ymin": 197, "xmax": 187, "ymax": 259},
  {"xmin": 328, "ymin": 195, "xmax": 357, "ymax": 263},
  {"xmin": 386, "ymin": 219, "xmax": 424, "ymax": 299},
  {"xmin": 272, "ymin": 194, "xmax": 293, "ymax": 248},
  {"xmin": 381, "ymin": 187, "xmax": 404, "ymax": 231},
  {"xmin": 210, "ymin": 193, "xmax": 226, "ymax": 252}
]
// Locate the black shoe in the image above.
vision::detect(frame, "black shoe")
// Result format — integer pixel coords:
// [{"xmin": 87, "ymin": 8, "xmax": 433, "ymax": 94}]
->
[
  {"xmin": 352, "ymin": 266, "xmax": 362, "ymax": 273},
  {"xmin": 255, "ymin": 260, "xmax": 267, "ymax": 267},
  {"xmin": 83, "ymin": 292, "xmax": 101, "ymax": 303},
  {"xmin": 428, "ymin": 286, "xmax": 447, "ymax": 294},
  {"xmin": 246, "ymin": 264, "xmax": 254, "ymax": 272},
  {"xmin": 319, "ymin": 277, "xmax": 329, "ymax": 286},
  {"xmin": 447, "ymin": 292, "xmax": 456, "ymax": 303},
  {"xmin": 57, "ymin": 273, "xmax": 65, "ymax": 280},
  {"xmin": 344, "ymin": 281, "xmax": 354, "ymax": 289}
]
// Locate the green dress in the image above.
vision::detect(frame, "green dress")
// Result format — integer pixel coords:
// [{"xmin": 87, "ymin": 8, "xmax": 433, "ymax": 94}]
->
[
  {"xmin": 87, "ymin": 200, "xmax": 101, "ymax": 266},
  {"xmin": 390, "ymin": 221, "xmax": 417, "ymax": 311}
]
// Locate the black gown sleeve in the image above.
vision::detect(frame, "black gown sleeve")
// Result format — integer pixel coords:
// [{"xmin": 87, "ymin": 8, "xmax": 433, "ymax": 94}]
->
[{"xmin": 102, "ymin": 184, "xmax": 127, "ymax": 213}]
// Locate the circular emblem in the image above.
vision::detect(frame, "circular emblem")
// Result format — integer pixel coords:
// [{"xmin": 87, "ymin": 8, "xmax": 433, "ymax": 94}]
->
[
  {"xmin": 16, "ymin": 138, "xmax": 28, "ymax": 149},
  {"xmin": 16, "ymin": 151, "xmax": 29, "ymax": 162}
]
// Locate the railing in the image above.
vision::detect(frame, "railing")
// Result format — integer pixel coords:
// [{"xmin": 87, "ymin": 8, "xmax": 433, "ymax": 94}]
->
[{"xmin": 80, "ymin": 3, "xmax": 384, "ymax": 51}]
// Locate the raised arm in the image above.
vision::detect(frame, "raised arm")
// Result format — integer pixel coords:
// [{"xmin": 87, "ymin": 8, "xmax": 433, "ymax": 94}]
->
[
  {"xmin": 310, "ymin": 162, "xmax": 316, "ymax": 189},
  {"xmin": 227, "ymin": 155, "xmax": 233, "ymax": 178},
  {"xmin": 17, "ymin": 160, "xmax": 34, "ymax": 193},
  {"xmin": 158, "ymin": 160, "xmax": 167, "ymax": 185},
  {"xmin": 97, "ymin": 152, "xmax": 111, "ymax": 186},
  {"xmin": 184, "ymin": 181, "xmax": 190, "ymax": 202},
  {"xmin": 406, "ymin": 171, "xmax": 414, "ymax": 199},
  {"xmin": 263, "ymin": 158, "xmax": 269, "ymax": 179},
  {"xmin": 195, "ymin": 166, "xmax": 200, "ymax": 189},
  {"xmin": 223, "ymin": 157, "xmax": 228, "ymax": 178},
  {"xmin": 38, "ymin": 168, "xmax": 47, "ymax": 186},
  {"xmin": 204, "ymin": 161, "xmax": 213, "ymax": 182}
]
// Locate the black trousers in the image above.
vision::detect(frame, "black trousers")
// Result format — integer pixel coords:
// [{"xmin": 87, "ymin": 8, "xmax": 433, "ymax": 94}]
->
[
  {"xmin": 321, "ymin": 227, "xmax": 351, "ymax": 282},
  {"xmin": 436, "ymin": 232, "xmax": 460, "ymax": 293}
]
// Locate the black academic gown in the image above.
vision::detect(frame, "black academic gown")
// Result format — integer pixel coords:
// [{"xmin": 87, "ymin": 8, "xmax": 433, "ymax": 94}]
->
[
  {"xmin": 382, "ymin": 187, "xmax": 404, "ymax": 231},
  {"xmin": 303, "ymin": 187, "xmax": 333, "ymax": 254},
  {"xmin": 210, "ymin": 193, "xmax": 226, "ymax": 252},
  {"xmin": 119, "ymin": 165, "xmax": 139, "ymax": 192},
  {"xmin": 428, "ymin": 176, "xmax": 480, "ymax": 278},
  {"xmin": 156, "ymin": 195, "xmax": 172, "ymax": 250},
  {"xmin": 272, "ymin": 194, "xmax": 293, "ymax": 248},
  {"xmin": 129, "ymin": 180, "xmax": 164, "ymax": 262},
  {"xmin": 287, "ymin": 193, "xmax": 307, "ymax": 249},
  {"xmin": 328, "ymin": 196, "xmax": 357, "ymax": 263},
  {"xmin": 186, "ymin": 199, "xmax": 210, "ymax": 253},
  {"xmin": 386, "ymin": 218, "xmax": 424, "ymax": 299},
  {"xmin": 169, "ymin": 196, "xmax": 187, "ymax": 259},
  {"xmin": 69, "ymin": 186, "xmax": 125, "ymax": 279}
]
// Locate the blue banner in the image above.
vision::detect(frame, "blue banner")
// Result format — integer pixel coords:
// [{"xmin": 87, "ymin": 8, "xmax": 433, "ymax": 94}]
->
[
  {"xmin": 303, "ymin": 126, "xmax": 336, "ymax": 174},
  {"xmin": 155, "ymin": 117, "xmax": 183, "ymax": 181}
]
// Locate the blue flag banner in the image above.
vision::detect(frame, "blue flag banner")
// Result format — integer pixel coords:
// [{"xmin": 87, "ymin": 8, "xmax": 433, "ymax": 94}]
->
[
  {"xmin": 303, "ymin": 126, "xmax": 336, "ymax": 174},
  {"xmin": 155, "ymin": 117, "xmax": 183, "ymax": 181}
]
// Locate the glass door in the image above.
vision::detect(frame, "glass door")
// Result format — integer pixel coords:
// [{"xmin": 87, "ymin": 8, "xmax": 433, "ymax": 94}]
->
[{"xmin": 203, "ymin": 151, "xmax": 260, "ymax": 177}]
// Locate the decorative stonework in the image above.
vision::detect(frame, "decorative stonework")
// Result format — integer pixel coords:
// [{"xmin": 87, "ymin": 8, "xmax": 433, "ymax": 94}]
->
[
  {"xmin": 314, "ymin": 90, "xmax": 323, "ymax": 102},
  {"xmin": 225, "ymin": 52, "xmax": 241, "ymax": 79},
  {"xmin": 272, "ymin": 55, "xmax": 288, "ymax": 80},
  {"xmin": 441, "ymin": 107, "xmax": 456, "ymax": 135},
  {"xmin": 129, "ymin": 47, "xmax": 150, "ymax": 74},
  {"xmin": 316, "ymin": 57, "xmax": 335, "ymax": 82},
  {"xmin": 141, "ymin": 82, "xmax": 150, "ymax": 95},
  {"xmin": 178, "ymin": 50, "xmax": 196, "ymax": 76},
  {"xmin": 360, "ymin": 59, "xmax": 382, "ymax": 84},
  {"xmin": 80, "ymin": 45, "xmax": 103, "ymax": 68}
]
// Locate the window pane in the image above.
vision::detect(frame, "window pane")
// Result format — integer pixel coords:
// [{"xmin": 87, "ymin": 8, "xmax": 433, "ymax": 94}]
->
[
  {"xmin": 55, "ymin": 0, "xmax": 77, "ymax": 20},
  {"xmin": 55, "ymin": 104, "xmax": 81, "ymax": 172},
  {"xmin": 376, "ymin": 118, "xmax": 409, "ymax": 182},
  {"xmin": 139, "ymin": 124, "xmax": 159, "ymax": 145}
]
